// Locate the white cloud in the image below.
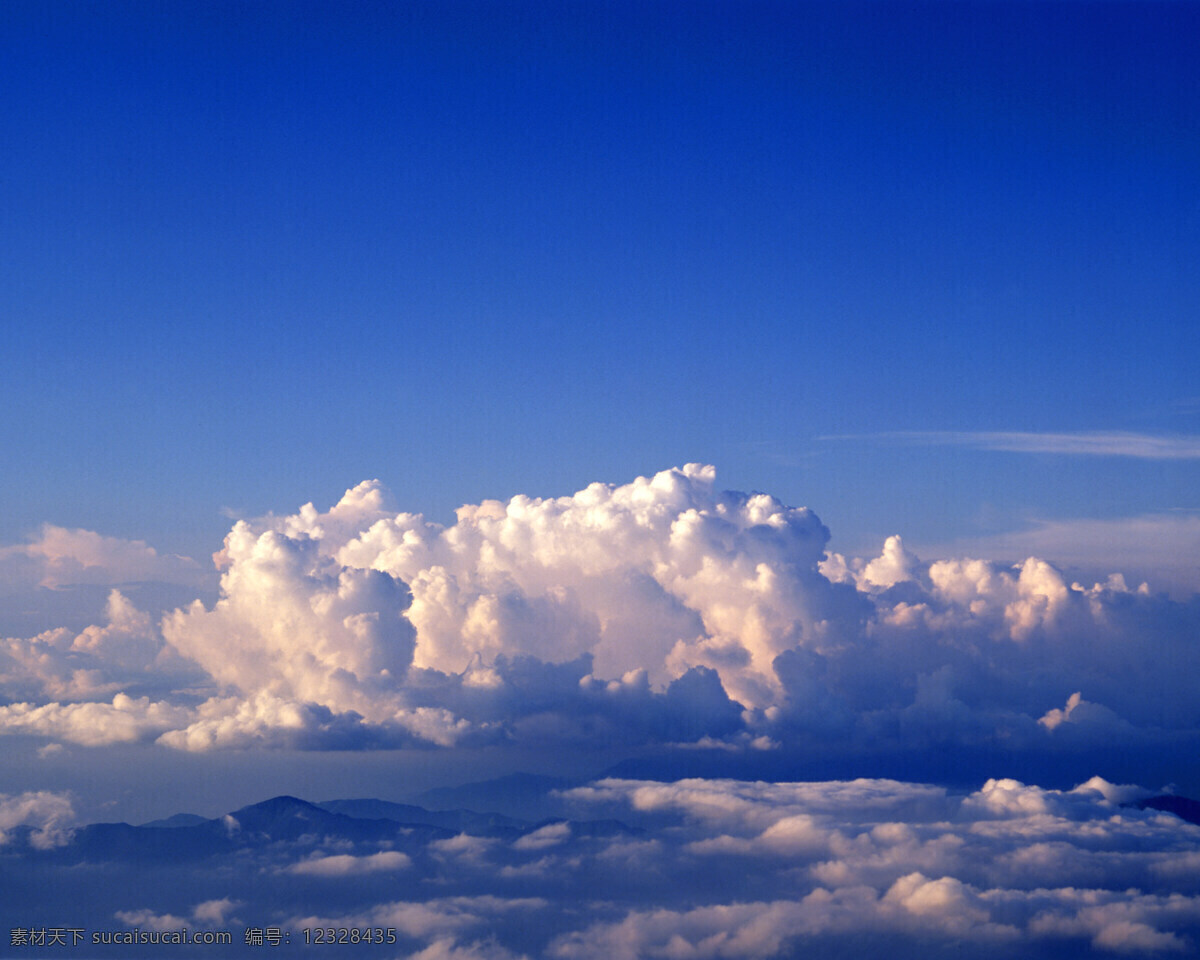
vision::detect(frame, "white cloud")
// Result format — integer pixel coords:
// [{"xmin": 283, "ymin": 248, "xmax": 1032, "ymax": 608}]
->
[
  {"xmin": 115, "ymin": 899, "xmax": 241, "ymax": 931},
  {"xmin": 191, "ymin": 898, "xmax": 240, "ymax": 926},
  {"xmin": 161, "ymin": 522, "xmax": 417, "ymax": 721},
  {"xmin": 114, "ymin": 908, "xmax": 190, "ymax": 932},
  {"xmin": 407, "ymin": 938, "xmax": 530, "ymax": 960},
  {"xmin": 548, "ymin": 775, "xmax": 1200, "ymax": 958},
  {"xmin": 565, "ymin": 777, "xmax": 954, "ymax": 832},
  {"xmin": 430, "ymin": 833, "xmax": 500, "ymax": 865},
  {"xmin": 513, "ymin": 821, "xmax": 570, "ymax": 851},
  {"xmin": 913, "ymin": 512, "xmax": 1200, "ymax": 598},
  {"xmin": 1039, "ymin": 693, "xmax": 1134, "ymax": 734},
  {"xmin": 0, "ymin": 590, "xmax": 171, "ymax": 702},
  {"xmin": 329, "ymin": 465, "xmax": 845, "ymax": 707},
  {"xmin": 287, "ymin": 850, "xmax": 411, "ymax": 876},
  {"xmin": 1, "ymin": 466, "xmax": 1198, "ymax": 764},
  {"xmin": 0, "ymin": 525, "xmax": 208, "ymax": 589},
  {"xmin": 0, "ymin": 694, "xmax": 191, "ymax": 746},
  {"xmin": 292, "ymin": 896, "xmax": 547, "ymax": 942},
  {"xmin": 0, "ymin": 790, "xmax": 74, "ymax": 848},
  {"xmin": 548, "ymin": 887, "xmax": 1018, "ymax": 960}
]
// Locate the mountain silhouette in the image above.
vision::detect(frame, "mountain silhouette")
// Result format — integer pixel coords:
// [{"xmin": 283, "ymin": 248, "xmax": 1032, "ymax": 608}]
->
[
  {"xmin": 316, "ymin": 798, "xmax": 530, "ymax": 837},
  {"xmin": 139, "ymin": 812, "xmax": 209, "ymax": 828},
  {"xmin": 409, "ymin": 771, "xmax": 580, "ymax": 819},
  {"xmin": 20, "ymin": 791, "xmax": 638, "ymax": 866},
  {"xmin": 33, "ymin": 795, "xmax": 454, "ymax": 864}
]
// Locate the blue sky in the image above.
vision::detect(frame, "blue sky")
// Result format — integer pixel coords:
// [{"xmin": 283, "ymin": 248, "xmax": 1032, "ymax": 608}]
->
[{"xmin": 2, "ymin": 0, "xmax": 1197, "ymax": 567}]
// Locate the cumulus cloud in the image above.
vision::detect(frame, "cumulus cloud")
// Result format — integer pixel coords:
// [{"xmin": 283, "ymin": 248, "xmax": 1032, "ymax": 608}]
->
[
  {"xmin": 147, "ymin": 466, "xmax": 858, "ymax": 749},
  {"xmin": 0, "ymin": 790, "xmax": 74, "ymax": 848},
  {"xmin": 0, "ymin": 466, "xmax": 1196, "ymax": 766},
  {"xmin": 1039, "ymin": 693, "xmax": 1135, "ymax": 734},
  {"xmin": 913, "ymin": 512, "xmax": 1200, "ymax": 599},
  {"xmin": 0, "ymin": 590, "xmax": 178, "ymax": 703},
  {"xmin": 191, "ymin": 898, "xmax": 240, "ymax": 926},
  {"xmin": 513, "ymin": 822, "xmax": 570, "ymax": 851},
  {"xmin": 116, "ymin": 898, "xmax": 241, "ymax": 931},
  {"xmin": 0, "ymin": 694, "xmax": 191, "ymax": 746},
  {"xmin": 324, "ymin": 466, "xmax": 851, "ymax": 704},
  {"xmin": 152, "ymin": 692, "xmax": 425, "ymax": 752},
  {"xmin": 292, "ymin": 895, "xmax": 547, "ymax": 943},
  {"xmin": 0, "ymin": 525, "xmax": 208, "ymax": 590},
  {"xmin": 287, "ymin": 850, "xmax": 411, "ymax": 876},
  {"xmin": 407, "ymin": 940, "xmax": 530, "ymax": 960},
  {"xmin": 161, "ymin": 522, "xmax": 418, "ymax": 719}
]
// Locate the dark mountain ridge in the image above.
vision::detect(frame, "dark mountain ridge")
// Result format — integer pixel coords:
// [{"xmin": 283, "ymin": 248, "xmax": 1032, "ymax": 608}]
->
[{"xmin": 14, "ymin": 789, "xmax": 640, "ymax": 864}]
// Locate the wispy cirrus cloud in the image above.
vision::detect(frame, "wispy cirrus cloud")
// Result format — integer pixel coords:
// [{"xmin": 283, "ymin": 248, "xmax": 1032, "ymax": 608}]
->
[{"xmin": 823, "ymin": 431, "xmax": 1200, "ymax": 460}]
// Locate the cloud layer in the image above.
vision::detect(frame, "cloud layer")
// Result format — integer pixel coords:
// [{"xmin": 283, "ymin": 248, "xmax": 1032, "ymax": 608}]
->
[
  {"xmin": 9, "ymin": 772, "xmax": 1200, "ymax": 959},
  {"xmin": 542, "ymin": 775, "xmax": 1200, "ymax": 958}
]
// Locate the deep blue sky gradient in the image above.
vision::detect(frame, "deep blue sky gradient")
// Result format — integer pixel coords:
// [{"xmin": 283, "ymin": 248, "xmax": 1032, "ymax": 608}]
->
[{"xmin": 3, "ymin": 1, "xmax": 1197, "ymax": 559}]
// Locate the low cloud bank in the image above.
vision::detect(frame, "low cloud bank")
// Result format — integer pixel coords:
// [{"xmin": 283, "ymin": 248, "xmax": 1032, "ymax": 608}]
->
[
  {"xmin": 269, "ymin": 774, "xmax": 1200, "ymax": 959},
  {"xmin": 0, "ymin": 467, "xmax": 1196, "ymax": 773}
]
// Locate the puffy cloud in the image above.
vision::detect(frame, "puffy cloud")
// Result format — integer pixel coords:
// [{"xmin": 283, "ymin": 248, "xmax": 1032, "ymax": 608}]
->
[
  {"xmin": 287, "ymin": 850, "xmax": 411, "ymax": 876},
  {"xmin": 292, "ymin": 896, "xmax": 548, "ymax": 943},
  {"xmin": 1024, "ymin": 889, "xmax": 1200, "ymax": 954},
  {"xmin": 431, "ymin": 833, "xmax": 500, "ymax": 865},
  {"xmin": 153, "ymin": 466, "xmax": 843, "ymax": 748},
  {"xmin": 860, "ymin": 535, "xmax": 920, "ymax": 590},
  {"xmin": 0, "ymin": 694, "xmax": 191, "ymax": 746},
  {"xmin": 113, "ymin": 908, "xmax": 191, "ymax": 932},
  {"xmin": 153, "ymin": 692, "xmax": 408, "ymax": 752},
  {"xmin": 565, "ymin": 777, "xmax": 954, "ymax": 832},
  {"xmin": 0, "ymin": 590, "xmax": 176, "ymax": 702},
  {"xmin": 326, "ymin": 466, "xmax": 852, "ymax": 707},
  {"xmin": 115, "ymin": 898, "xmax": 241, "ymax": 931},
  {"xmin": 191, "ymin": 898, "xmax": 240, "ymax": 926},
  {"xmin": 0, "ymin": 525, "xmax": 208, "ymax": 590},
  {"xmin": 408, "ymin": 939, "xmax": 530, "ymax": 960},
  {"xmin": 0, "ymin": 790, "xmax": 74, "ymax": 848},
  {"xmin": 152, "ymin": 468, "xmax": 854, "ymax": 744},
  {"xmin": 548, "ymin": 887, "xmax": 1018, "ymax": 960},
  {"xmin": 1, "ymin": 466, "xmax": 1198, "ymax": 765},
  {"xmin": 913, "ymin": 512, "xmax": 1200, "ymax": 599},
  {"xmin": 547, "ymin": 775, "xmax": 1200, "ymax": 958},
  {"xmin": 1039, "ymin": 693, "xmax": 1136, "ymax": 735},
  {"xmin": 513, "ymin": 822, "xmax": 570, "ymax": 851},
  {"xmin": 161, "ymin": 522, "xmax": 417, "ymax": 720}
]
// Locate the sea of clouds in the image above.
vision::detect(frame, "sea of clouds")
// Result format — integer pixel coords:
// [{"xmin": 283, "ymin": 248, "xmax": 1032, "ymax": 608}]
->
[
  {"xmin": 5, "ymin": 774, "xmax": 1200, "ymax": 958},
  {"xmin": 283, "ymin": 776, "xmax": 1200, "ymax": 957}
]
